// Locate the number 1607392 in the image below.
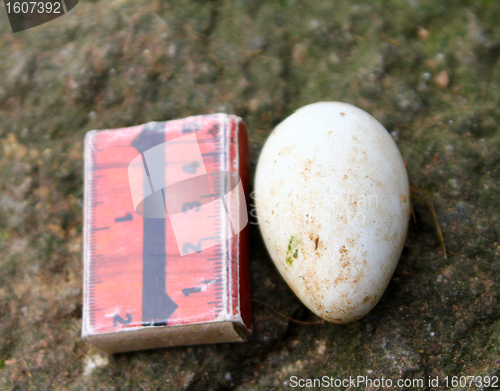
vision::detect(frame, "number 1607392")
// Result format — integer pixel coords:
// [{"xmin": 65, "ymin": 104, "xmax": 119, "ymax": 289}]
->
[{"xmin": 5, "ymin": 1, "xmax": 62, "ymax": 14}]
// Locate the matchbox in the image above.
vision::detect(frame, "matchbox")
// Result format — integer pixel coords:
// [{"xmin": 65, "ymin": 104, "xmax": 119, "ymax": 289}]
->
[{"xmin": 82, "ymin": 114, "xmax": 251, "ymax": 353}]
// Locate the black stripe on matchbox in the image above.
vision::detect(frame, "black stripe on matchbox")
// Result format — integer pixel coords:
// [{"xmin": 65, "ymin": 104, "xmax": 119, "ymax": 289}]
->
[{"xmin": 132, "ymin": 122, "xmax": 178, "ymax": 326}]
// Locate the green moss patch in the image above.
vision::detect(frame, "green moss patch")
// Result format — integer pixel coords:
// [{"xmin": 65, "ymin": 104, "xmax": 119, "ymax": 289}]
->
[{"xmin": 286, "ymin": 235, "xmax": 300, "ymax": 266}]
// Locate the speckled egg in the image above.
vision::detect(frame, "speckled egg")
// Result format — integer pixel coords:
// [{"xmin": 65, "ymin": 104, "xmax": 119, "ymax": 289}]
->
[{"xmin": 255, "ymin": 102, "xmax": 410, "ymax": 323}]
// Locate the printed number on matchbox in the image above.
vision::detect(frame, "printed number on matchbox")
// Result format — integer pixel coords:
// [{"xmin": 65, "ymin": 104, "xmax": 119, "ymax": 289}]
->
[{"xmin": 5, "ymin": 2, "xmax": 62, "ymax": 13}]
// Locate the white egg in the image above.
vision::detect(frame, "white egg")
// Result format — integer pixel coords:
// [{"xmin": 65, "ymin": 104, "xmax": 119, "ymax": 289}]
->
[{"xmin": 255, "ymin": 102, "xmax": 410, "ymax": 323}]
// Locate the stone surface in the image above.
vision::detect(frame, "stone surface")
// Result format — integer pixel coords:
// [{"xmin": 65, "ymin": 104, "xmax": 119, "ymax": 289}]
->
[{"xmin": 0, "ymin": 0, "xmax": 500, "ymax": 389}]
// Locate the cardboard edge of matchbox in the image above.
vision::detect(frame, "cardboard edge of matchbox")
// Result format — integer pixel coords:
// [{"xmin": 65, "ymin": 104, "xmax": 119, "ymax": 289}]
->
[{"xmin": 82, "ymin": 320, "xmax": 251, "ymax": 354}]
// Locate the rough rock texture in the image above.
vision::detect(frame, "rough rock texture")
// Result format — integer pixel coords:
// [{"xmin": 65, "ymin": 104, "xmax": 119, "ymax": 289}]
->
[{"xmin": 0, "ymin": 0, "xmax": 500, "ymax": 390}]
